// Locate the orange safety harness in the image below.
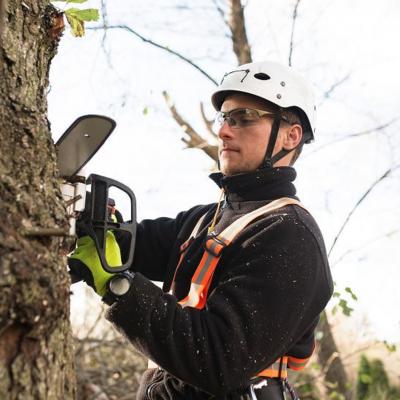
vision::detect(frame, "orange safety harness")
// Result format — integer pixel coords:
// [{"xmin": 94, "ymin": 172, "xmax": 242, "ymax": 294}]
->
[{"xmin": 171, "ymin": 197, "xmax": 314, "ymax": 379}]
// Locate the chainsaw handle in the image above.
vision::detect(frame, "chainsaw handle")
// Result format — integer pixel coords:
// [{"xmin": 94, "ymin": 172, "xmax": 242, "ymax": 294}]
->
[{"xmin": 82, "ymin": 174, "xmax": 137, "ymax": 274}]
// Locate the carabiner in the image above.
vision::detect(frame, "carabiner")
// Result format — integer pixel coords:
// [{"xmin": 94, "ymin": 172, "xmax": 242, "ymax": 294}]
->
[{"xmin": 249, "ymin": 384, "xmax": 257, "ymax": 399}]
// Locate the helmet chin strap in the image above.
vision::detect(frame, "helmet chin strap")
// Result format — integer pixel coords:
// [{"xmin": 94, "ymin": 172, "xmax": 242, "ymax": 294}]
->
[
  {"xmin": 260, "ymin": 114, "xmax": 282, "ymax": 169},
  {"xmin": 259, "ymin": 113, "xmax": 301, "ymax": 169}
]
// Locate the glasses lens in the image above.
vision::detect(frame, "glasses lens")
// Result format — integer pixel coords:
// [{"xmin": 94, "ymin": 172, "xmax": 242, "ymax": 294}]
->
[
  {"xmin": 212, "ymin": 111, "xmax": 225, "ymax": 132},
  {"xmin": 212, "ymin": 108, "xmax": 267, "ymax": 132},
  {"xmin": 230, "ymin": 109, "xmax": 260, "ymax": 128}
]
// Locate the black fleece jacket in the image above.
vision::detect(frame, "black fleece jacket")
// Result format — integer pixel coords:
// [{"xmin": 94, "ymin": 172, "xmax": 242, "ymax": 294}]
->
[{"xmin": 106, "ymin": 167, "xmax": 333, "ymax": 399}]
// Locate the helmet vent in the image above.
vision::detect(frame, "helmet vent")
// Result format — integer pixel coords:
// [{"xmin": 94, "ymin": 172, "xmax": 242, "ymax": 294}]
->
[{"xmin": 254, "ymin": 73, "xmax": 270, "ymax": 80}]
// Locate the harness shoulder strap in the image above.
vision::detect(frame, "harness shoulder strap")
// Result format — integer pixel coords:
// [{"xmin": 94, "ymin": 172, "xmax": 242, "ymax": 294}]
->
[
  {"xmin": 179, "ymin": 197, "xmax": 305, "ymax": 309},
  {"xmin": 170, "ymin": 212, "xmax": 208, "ymax": 293},
  {"xmin": 218, "ymin": 197, "xmax": 304, "ymax": 244}
]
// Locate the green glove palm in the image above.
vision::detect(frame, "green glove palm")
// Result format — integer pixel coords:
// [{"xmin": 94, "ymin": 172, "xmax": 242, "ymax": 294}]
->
[{"xmin": 68, "ymin": 231, "xmax": 122, "ymax": 296}]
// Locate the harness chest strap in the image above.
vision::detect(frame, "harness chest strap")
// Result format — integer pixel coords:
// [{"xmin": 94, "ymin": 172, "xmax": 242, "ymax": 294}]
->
[{"xmin": 174, "ymin": 197, "xmax": 313, "ymax": 378}]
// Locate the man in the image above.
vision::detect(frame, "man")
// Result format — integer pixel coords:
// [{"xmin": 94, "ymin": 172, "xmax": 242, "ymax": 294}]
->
[{"xmin": 70, "ymin": 61, "xmax": 333, "ymax": 399}]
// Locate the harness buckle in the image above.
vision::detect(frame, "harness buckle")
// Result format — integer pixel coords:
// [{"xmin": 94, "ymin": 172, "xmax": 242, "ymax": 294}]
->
[{"xmin": 205, "ymin": 233, "xmax": 228, "ymax": 257}]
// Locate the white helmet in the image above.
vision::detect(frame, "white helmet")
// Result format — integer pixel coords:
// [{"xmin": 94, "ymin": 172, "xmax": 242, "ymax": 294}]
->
[{"xmin": 211, "ymin": 61, "xmax": 316, "ymax": 143}]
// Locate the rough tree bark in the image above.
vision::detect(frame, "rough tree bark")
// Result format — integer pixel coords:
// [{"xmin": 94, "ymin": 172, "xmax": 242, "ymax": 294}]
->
[
  {"xmin": 0, "ymin": 1, "xmax": 75, "ymax": 399},
  {"xmin": 317, "ymin": 314, "xmax": 351, "ymax": 399}
]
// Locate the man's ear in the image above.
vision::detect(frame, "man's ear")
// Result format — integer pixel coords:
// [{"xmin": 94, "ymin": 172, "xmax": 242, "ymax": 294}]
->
[{"xmin": 283, "ymin": 124, "xmax": 303, "ymax": 150}]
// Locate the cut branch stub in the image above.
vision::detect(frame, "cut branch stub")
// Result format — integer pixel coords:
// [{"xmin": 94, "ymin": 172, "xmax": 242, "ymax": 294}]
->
[{"xmin": 162, "ymin": 91, "xmax": 218, "ymax": 162}]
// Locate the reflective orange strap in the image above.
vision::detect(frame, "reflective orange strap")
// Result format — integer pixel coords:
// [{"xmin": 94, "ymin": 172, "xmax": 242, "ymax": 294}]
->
[
  {"xmin": 257, "ymin": 350, "xmax": 313, "ymax": 378},
  {"xmin": 257, "ymin": 357, "xmax": 288, "ymax": 379},
  {"xmin": 287, "ymin": 354, "xmax": 312, "ymax": 371},
  {"xmin": 178, "ymin": 234, "xmax": 229, "ymax": 309},
  {"xmin": 170, "ymin": 213, "xmax": 208, "ymax": 293},
  {"xmin": 287, "ymin": 340, "xmax": 315, "ymax": 371}
]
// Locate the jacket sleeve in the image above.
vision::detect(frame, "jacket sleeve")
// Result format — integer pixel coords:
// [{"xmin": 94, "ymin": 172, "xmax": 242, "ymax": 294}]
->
[
  {"xmin": 125, "ymin": 204, "xmax": 212, "ymax": 282},
  {"xmin": 106, "ymin": 212, "xmax": 333, "ymax": 396}
]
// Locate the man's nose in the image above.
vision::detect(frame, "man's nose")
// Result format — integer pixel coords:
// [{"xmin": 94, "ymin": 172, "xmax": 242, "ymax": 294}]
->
[{"xmin": 217, "ymin": 121, "xmax": 235, "ymax": 140}]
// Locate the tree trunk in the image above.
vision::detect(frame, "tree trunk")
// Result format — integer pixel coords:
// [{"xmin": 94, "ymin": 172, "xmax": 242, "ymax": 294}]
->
[
  {"xmin": 0, "ymin": 1, "xmax": 75, "ymax": 398},
  {"xmin": 227, "ymin": 0, "xmax": 252, "ymax": 64},
  {"xmin": 317, "ymin": 312, "xmax": 351, "ymax": 400}
]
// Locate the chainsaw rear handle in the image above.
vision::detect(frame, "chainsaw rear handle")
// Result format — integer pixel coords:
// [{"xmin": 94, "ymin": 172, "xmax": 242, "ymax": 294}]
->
[{"xmin": 80, "ymin": 173, "xmax": 137, "ymax": 274}]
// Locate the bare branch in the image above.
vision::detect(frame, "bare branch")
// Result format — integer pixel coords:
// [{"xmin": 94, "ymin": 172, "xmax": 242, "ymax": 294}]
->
[
  {"xmin": 100, "ymin": 0, "xmax": 107, "ymax": 45},
  {"xmin": 323, "ymin": 73, "xmax": 351, "ymax": 99},
  {"xmin": 75, "ymin": 311, "xmax": 104, "ymax": 357},
  {"xmin": 313, "ymin": 342, "xmax": 377, "ymax": 381},
  {"xmin": 88, "ymin": 25, "xmax": 218, "ymax": 85},
  {"xmin": 200, "ymin": 102, "xmax": 218, "ymax": 139},
  {"xmin": 307, "ymin": 118, "xmax": 399, "ymax": 156},
  {"xmin": 320, "ymin": 351, "xmax": 340, "ymax": 379},
  {"xmin": 163, "ymin": 91, "xmax": 218, "ymax": 161},
  {"xmin": 288, "ymin": 0, "xmax": 301, "ymax": 66},
  {"xmin": 227, "ymin": 0, "xmax": 252, "ymax": 64},
  {"xmin": 212, "ymin": 0, "xmax": 230, "ymax": 31},
  {"xmin": 99, "ymin": 0, "xmax": 113, "ymax": 68},
  {"xmin": 328, "ymin": 164, "xmax": 400, "ymax": 257},
  {"xmin": 345, "ymin": 118, "xmax": 399, "ymax": 137},
  {"xmin": 331, "ymin": 228, "xmax": 399, "ymax": 268}
]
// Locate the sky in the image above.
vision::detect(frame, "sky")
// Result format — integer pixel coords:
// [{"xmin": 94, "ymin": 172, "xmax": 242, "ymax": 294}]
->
[{"xmin": 49, "ymin": 0, "xmax": 400, "ymax": 343}]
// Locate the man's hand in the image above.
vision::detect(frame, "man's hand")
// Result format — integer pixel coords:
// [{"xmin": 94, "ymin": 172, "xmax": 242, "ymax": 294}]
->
[{"xmin": 68, "ymin": 231, "xmax": 122, "ymax": 296}]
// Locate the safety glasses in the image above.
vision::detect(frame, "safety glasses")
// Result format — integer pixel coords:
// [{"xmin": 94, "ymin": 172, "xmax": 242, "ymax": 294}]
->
[{"xmin": 213, "ymin": 108, "xmax": 287, "ymax": 132}]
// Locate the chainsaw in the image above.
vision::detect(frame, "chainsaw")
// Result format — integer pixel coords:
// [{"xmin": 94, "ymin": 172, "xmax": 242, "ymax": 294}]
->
[{"xmin": 55, "ymin": 115, "xmax": 136, "ymax": 279}]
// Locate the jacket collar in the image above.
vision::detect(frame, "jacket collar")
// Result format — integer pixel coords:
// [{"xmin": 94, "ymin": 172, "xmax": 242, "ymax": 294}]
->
[{"xmin": 209, "ymin": 167, "xmax": 297, "ymax": 202}]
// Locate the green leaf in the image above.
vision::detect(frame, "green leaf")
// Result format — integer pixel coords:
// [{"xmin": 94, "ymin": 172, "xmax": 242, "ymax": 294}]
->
[
  {"xmin": 338, "ymin": 299, "xmax": 353, "ymax": 316},
  {"xmin": 310, "ymin": 361, "xmax": 321, "ymax": 370},
  {"xmin": 66, "ymin": 8, "xmax": 99, "ymax": 22},
  {"xmin": 143, "ymin": 106, "xmax": 149, "ymax": 115},
  {"xmin": 383, "ymin": 340, "xmax": 397, "ymax": 353},
  {"xmin": 332, "ymin": 291, "xmax": 341, "ymax": 298},
  {"xmin": 65, "ymin": 10, "xmax": 85, "ymax": 37},
  {"xmin": 345, "ymin": 286, "xmax": 358, "ymax": 301},
  {"xmin": 64, "ymin": 8, "xmax": 99, "ymax": 37},
  {"xmin": 360, "ymin": 373, "xmax": 372, "ymax": 384}
]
